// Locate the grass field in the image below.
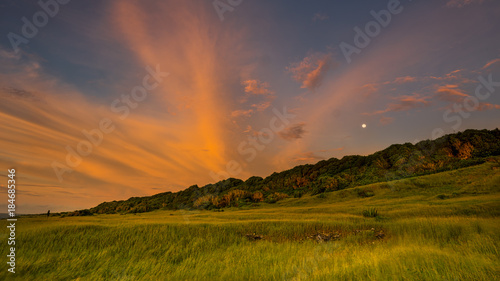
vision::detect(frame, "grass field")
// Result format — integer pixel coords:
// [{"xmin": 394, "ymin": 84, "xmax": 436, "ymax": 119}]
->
[{"xmin": 3, "ymin": 159, "xmax": 500, "ymax": 280}]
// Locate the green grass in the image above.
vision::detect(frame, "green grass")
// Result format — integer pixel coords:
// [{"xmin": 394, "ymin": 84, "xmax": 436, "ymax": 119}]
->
[
  {"xmin": 3, "ymin": 160, "xmax": 500, "ymax": 280},
  {"xmin": 362, "ymin": 208, "xmax": 379, "ymax": 218}
]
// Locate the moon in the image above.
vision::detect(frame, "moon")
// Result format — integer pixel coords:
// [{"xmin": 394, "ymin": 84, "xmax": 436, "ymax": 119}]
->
[{"xmin": 362, "ymin": 124, "xmax": 367, "ymax": 128}]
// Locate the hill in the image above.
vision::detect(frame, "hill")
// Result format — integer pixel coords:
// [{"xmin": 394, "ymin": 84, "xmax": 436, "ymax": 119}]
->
[{"xmin": 67, "ymin": 129, "xmax": 500, "ymax": 215}]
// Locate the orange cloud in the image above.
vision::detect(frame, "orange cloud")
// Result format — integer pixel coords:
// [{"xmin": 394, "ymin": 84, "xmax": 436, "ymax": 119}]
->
[
  {"xmin": 238, "ymin": 79, "xmax": 276, "ymax": 114},
  {"xmin": 392, "ymin": 76, "xmax": 417, "ymax": 84},
  {"xmin": 477, "ymin": 103, "xmax": 500, "ymax": 111},
  {"xmin": 435, "ymin": 87, "xmax": 468, "ymax": 103},
  {"xmin": 231, "ymin": 109, "xmax": 254, "ymax": 118},
  {"xmin": 0, "ymin": 1, "xmax": 268, "ymax": 213},
  {"xmin": 110, "ymin": 0, "xmax": 260, "ymax": 173},
  {"xmin": 380, "ymin": 116, "xmax": 394, "ymax": 125},
  {"xmin": 288, "ymin": 52, "xmax": 336, "ymax": 91},
  {"xmin": 367, "ymin": 94, "xmax": 431, "ymax": 115},
  {"xmin": 435, "ymin": 86, "xmax": 500, "ymax": 111},
  {"xmin": 292, "ymin": 151, "xmax": 324, "ymax": 162},
  {"xmin": 243, "ymin": 80, "xmax": 272, "ymax": 95},
  {"xmin": 482, "ymin": 58, "xmax": 500, "ymax": 70}
]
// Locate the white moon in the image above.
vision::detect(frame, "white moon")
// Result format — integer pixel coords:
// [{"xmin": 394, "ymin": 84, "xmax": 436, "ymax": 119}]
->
[{"xmin": 362, "ymin": 124, "xmax": 367, "ymax": 128}]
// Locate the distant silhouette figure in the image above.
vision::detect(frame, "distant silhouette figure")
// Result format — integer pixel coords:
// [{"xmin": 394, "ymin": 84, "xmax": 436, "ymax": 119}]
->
[{"xmin": 47, "ymin": 210, "xmax": 50, "ymax": 217}]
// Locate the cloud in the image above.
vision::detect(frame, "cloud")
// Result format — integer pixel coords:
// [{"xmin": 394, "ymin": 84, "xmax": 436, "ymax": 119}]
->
[
  {"xmin": 278, "ymin": 123, "xmax": 307, "ymax": 141},
  {"xmin": 367, "ymin": 94, "xmax": 431, "ymax": 115},
  {"xmin": 231, "ymin": 109, "xmax": 254, "ymax": 118},
  {"xmin": 0, "ymin": 0, "xmax": 272, "ymax": 213},
  {"xmin": 0, "ymin": 47, "xmax": 21, "ymax": 60},
  {"xmin": 312, "ymin": 13, "xmax": 329, "ymax": 22},
  {"xmin": 391, "ymin": 76, "xmax": 417, "ymax": 84},
  {"xmin": 380, "ymin": 116, "xmax": 394, "ymax": 125},
  {"xmin": 233, "ymin": 79, "xmax": 275, "ymax": 118},
  {"xmin": 243, "ymin": 80, "xmax": 272, "ymax": 95},
  {"xmin": 360, "ymin": 83, "xmax": 379, "ymax": 97},
  {"xmin": 287, "ymin": 52, "xmax": 336, "ymax": 91},
  {"xmin": 427, "ymin": 69, "xmax": 474, "ymax": 84},
  {"xmin": 476, "ymin": 103, "xmax": 500, "ymax": 111},
  {"xmin": 292, "ymin": 151, "xmax": 324, "ymax": 162},
  {"xmin": 482, "ymin": 58, "xmax": 500, "ymax": 70},
  {"xmin": 445, "ymin": 0, "xmax": 485, "ymax": 8},
  {"xmin": 435, "ymin": 86, "xmax": 500, "ymax": 111},
  {"xmin": 251, "ymin": 100, "xmax": 273, "ymax": 111},
  {"xmin": 435, "ymin": 87, "xmax": 468, "ymax": 103}
]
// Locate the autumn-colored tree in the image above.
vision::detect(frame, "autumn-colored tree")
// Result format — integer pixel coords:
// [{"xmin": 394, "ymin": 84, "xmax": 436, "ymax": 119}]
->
[{"xmin": 252, "ymin": 192, "xmax": 264, "ymax": 202}]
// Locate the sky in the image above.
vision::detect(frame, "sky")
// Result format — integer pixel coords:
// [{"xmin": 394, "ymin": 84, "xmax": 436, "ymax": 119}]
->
[{"xmin": 0, "ymin": 0, "xmax": 499, "ymax": 213}]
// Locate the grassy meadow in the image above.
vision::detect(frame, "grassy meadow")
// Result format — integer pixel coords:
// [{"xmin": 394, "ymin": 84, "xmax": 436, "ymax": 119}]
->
[{"xmin": 3, "ymin": 159, "xmax": 500, "ymax": 280}]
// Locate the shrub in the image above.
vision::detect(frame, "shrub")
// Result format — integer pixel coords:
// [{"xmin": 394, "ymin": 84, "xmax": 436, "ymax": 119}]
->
[
  {"xmin": 194, "ymin": 195, "xmax": 215, "ymax": 208},
  {"xmin": 293, "ymin": 190, "xmax": 303, "ymax": 198},
  {"xmin": 265, "ymin": 197, "xmax": 277, "ymax": 204},
  {"xmin": 273, "ymin": 192, "xmax": 289, "ymax": 201},
  {"xmin": 355, "ymin": 188, "xmax": 375, "ymax": 198},
  {"xmin": 265, "ymin": 192, "xmax": 289, "ymax": 204},
  {"xmin": 252, "ymin": 192, "xmax": 264, "ymax": 202},
  {"xmin": 311, "ymin": 186, "xmax": 325, "ymax": 195},
  {"xmin": 437, "ymin": 194, "xmax": 448, "ymax": 200},
  {"xmin": 362, "ymin": 208, "xmax": 379, "ymax": 218}
]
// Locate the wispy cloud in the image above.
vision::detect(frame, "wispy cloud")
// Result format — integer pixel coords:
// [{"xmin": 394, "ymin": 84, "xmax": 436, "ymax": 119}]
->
[
  {"xmin": 243, "ymin": 80, "xmax": 272, "ymax": 95},
  {"xmin": 380, "ymin": 116, "xmax": 394, "ymax": 125},
  {"xmin": 292, "ymin": 151, "xmax": 324, "ymax": 162},
  {"xmin": 312, "ymin": 12, "xmax": 329, "ymax": 22},
  {"xmin": 232, "ymin": 79, "xmax": 275, "ymax": 118},
  {"xmin": 445, "ymin": 0, "xmax": 485, "ymax": 8},
  {"xmin": 366, "ymin": 94, "xmax": 431, "ymax": 115},
  {"xmin": 435, "ymin": 87, "xmax": 468, "ymax": 103},
  {"xmin": 231, "ymin": 109, "xmax": 254, "ymax": 118},
  {"xmin": 389, "ymin": 76, "xmax": 417, "ymax": 84},
  {"xmin": 278, "ymin": 123, "xmax": 307, "ymax": 141},
  {"xmin": 287, "ymin": 52, "xmax": 336, "ymax": 91},
  {"xmin": 435, "ymin": 86, "xmax": 500, "ymax": 111},
  {"xmin": 482, "ymin": 58, "xmax": 500, "ymax": 70}
]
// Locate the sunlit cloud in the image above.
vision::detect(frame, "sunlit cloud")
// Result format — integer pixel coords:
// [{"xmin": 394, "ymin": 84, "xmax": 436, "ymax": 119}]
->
[
  {"xmin": 287, "ymin": 52, "xmax": 336, "ymax": 91},
  {"xmin": 366, "ymin": 94, "xmax": 431, "ymax": 115},
  {"xmin": 435, "ymin": 87, "xmax": 469, "ymax": 103},
  {"xmin": 231, "ymin": 109, "xmax": 254, "ymax": 118},
  {"xmin": 243, "ymin": 80, "xmax": 272, "ymax": 95},
  {"xmin": 292, "ymin": 151, "xmax": 324, "ymax": 162},
  {"xmin": 238, "ymin": 79, "xmax": 276, "ymax": 114},
  {"xmin": 482, "ymin": 58, "xmax": 500, "ymax": 70},
  {"xmin": 389, "ymin": 76, "xmax": 418, "ymax": 84},
  {"xmin": 435, "ymin": 86, "xmax": 500, "ymax": 111}
]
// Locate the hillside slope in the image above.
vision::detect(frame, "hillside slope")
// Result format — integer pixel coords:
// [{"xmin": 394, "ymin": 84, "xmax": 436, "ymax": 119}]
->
[{"xmin": 74, "ymin": 129, "xmax": 500, "ymax": 215}]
